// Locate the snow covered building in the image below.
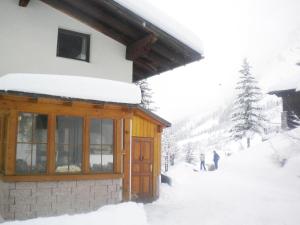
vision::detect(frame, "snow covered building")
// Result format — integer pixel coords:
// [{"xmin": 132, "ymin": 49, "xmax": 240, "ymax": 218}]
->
[
  {"xmin": 269, "ymin": 75, "xmax": 300, "ymax": 129},
  {"xmin": 0, "ymin": 0, "xmax": 203, "ymax": 221}
]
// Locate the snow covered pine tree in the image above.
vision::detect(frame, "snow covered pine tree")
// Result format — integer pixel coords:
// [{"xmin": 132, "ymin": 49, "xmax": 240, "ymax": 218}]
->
[
  {"xmin": 135, "ymin": 79, "xmax": 157, "ymax": 112},
  {"xmin": 230, "ymin": 59, "xmax": 266, "ymax": 148},
  {"xmin": 162, "ymin": 128, "xmax": 179, "ymax": 171}
]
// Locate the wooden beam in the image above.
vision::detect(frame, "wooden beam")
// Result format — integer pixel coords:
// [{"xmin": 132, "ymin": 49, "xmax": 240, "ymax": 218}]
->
[
  {"xmin": 126, "ymin": 34, "xmax": 157, "ymax": 60},
  {"xmin": 134, "ymin": 58, "xmax": 157, "ymax": 73},
  {"xmin": 19, "ymin": 0, "xmax": 30, "ymax": 7},
  {"xmin": 2, "ymin": 173, "xmax": 123, "ymax": 182}
]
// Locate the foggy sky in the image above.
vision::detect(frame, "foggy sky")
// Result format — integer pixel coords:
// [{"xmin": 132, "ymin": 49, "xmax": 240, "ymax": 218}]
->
[{"xmin": 146, "ymin": 0, "xmax": 300, "ymax": 122}]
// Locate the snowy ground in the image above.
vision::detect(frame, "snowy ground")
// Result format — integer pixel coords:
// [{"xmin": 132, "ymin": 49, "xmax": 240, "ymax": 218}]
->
[
  {"xmin": 2, "ymin": 129, "xmax": 300, "ymax": 225},
  {"xmin": 146, "ymin": 129, "xmax": 300, "ymax": 225}
]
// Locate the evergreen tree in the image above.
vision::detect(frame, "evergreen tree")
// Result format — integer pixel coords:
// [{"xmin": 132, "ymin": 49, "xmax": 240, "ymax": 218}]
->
[
  {"xmin": 184, "ymin": 143, "xmax": 196, "ymax": 164},
  {"xmin": 135, "ymin": 79, "xmax": 157, "ymax": 112},
  {"xmin": 162, "ymin": 128, "xmax": 179, "ymax": 171},
  {"xmin": 230, "ymin": 59, "xmax": 266, "ymax": 148}
]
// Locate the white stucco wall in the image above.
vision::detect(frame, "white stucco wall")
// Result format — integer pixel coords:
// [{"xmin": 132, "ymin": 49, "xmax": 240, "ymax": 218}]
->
[{"xmin": 0, "ymin": 0, "xmax": 133, "ymax": 83}]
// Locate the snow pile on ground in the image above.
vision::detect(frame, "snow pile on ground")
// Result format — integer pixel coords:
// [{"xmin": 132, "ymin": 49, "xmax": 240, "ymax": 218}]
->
[
  {"xmin": 145, "ymin": 128, "xmax": 300, "ymax": 225},
  {"xmin": 2, "ymin": 202, "xmax": 147, "ymax": 225},
  {"xmin": 0, "ymin": 73, "xmax": 141, "ymax": 104}
]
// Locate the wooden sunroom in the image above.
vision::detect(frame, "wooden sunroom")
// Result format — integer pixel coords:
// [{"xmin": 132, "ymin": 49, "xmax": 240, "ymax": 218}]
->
[{"xmin": 0, "ymin": 74, "xmax": 170, "ymax": 220}]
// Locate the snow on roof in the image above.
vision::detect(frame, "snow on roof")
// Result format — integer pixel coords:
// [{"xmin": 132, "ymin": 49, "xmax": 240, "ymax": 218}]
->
[
  {"xmin": 263, "ymin": 32, "xmax": 300, "ymax": 93},
  {"xmin": 113, "ymin": 0, "xmax": 204, "ymax": 55},
  {"xmin": 0, "ymin": 74, "xmax": 141, "ymax": 104},
  {"xmin": 268, "ymin": 74, "xmax": 300, "ymax": 93}
]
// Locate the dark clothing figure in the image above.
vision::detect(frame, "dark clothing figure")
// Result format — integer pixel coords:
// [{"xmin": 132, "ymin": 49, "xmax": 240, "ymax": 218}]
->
[
  {"xmin": 200, "ymin": 153, "xmax": 206, "ymax": 171},
  {"xmin": 213, "ymin": 151, "xmax": 220, "ymax": 170}
]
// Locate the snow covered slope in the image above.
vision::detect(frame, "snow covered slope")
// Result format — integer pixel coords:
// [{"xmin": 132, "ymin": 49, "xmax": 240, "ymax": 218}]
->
[
  {"xmin": 170, "ymin": 94, "xmax": 282, "ymax": 164},
  {"xmin": 146, "ymin": 128, "xmax": 300, "ymax": 225}
]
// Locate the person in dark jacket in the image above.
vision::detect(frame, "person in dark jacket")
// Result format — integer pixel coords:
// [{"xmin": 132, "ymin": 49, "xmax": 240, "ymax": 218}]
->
[
  {"xmin": 200, "ymin": 153, "xmax": 206, "ymax": 171},
  {"xmin": 213, "ymin": 151, "xmax": 220, "ymax": 170}
]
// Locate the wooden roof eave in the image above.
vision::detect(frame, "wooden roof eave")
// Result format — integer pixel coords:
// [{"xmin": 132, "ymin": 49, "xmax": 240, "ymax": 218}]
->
[
  {"xmin": 23, "ymin": 0, "xmax": 202, "ymax": 81},
  {"xmin": 268, "ymin": 89, "xmax": 297, "ymax": 97}
]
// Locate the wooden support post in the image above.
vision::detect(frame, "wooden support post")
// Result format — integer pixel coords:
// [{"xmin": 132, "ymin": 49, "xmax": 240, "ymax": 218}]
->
[
  {"xmin": 47, "ymin": 113, "xmax": 56, "ymax": 174},
  {"xmin": 122, "ymin": 118, "xmax": 131, "ymax": 201},
  {"xmin": 19, "ymin": 0, "xmax": 30, "ymax": 7},
  {"xmin": 5, "ymin": 111, "xmax": 17, "ymax": 175},
  {"xmin": 126, "ymin": 34, "xmax": 157, "ymax": 60},
  {"xmin": 82, "ymin": 115, "xmax": 90, "ymax": 173},
  {"xmin": 115, "ymin": 120, "xmax": 122, "ymax": 174}
]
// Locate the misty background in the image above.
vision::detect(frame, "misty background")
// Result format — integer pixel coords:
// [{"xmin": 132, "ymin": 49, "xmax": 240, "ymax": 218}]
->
[{"xmin": 144, "ymin": 0, "xmax": 300, "ymax": 122}]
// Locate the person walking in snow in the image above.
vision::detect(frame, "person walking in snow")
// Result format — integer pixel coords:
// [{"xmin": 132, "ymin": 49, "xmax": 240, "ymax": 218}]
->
[
  {"xmin": 213, "ymin": 151, "xmax": 220, "ymax": 170},
  {"xmin": 200, "ymin": 153, "xmax": 206, "ymax": 171}
]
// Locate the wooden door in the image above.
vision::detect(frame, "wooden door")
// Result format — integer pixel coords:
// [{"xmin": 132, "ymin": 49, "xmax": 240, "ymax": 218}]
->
[{"xmin": 131, "ymin": 137, "xmax": 153, "ymax": 201}]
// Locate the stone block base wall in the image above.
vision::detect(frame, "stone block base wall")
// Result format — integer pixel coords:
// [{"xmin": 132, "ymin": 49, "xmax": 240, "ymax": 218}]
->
[{"xmin": 0, "ymin": 179, "xmax": 122, "ymax": 221}]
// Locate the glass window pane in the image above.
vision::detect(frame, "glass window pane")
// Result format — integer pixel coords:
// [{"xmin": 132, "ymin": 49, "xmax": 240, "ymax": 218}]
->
[
  {"xmin": 102, "ymin": 120, "xmax": 113, "ymax": 145},
  {"xmin": 57, "ymin": 29, "xmax": 90, "ymax": 62},
  {"xmin": 33, "ymin": 115, "xmax": 48, "ymax": 143},
  {"xmin": 32, "ymin": 144, "xmax": 47, "ymax": 173},
  {"xmin": 16, "ymin": 113, "xmax": 48, "ymax": 174},
  {"xmin": 55, "ymin": 116, "xmax": 83, "ymax": 173},
  {"xmin": 69, "ymin": 144, "xmax": 82, "ymax": 172},
  {"xmin": 56, "ymin": 144, "xmax": 70, "ymax": 173},
  {"xmin": 89, "ymin": 119, "xmax": 114, "ymax": 172},
  {"xmin": 90, "ymin": 119, "xmax": 102, "ymax": 145},
  {"xmin": 17, "ymin": 113, "xmax": 33, "ymax": 143},
  {"xmin": 16, "ymin": 144, "xmax": 31, "ymax": 174},
  {"xmin": 90, "ymin": 145, "xmax": 102, "ymax": 172},
  {"xmin": 102, "ymin": 145, "xmax": 113, "ymax": 172}
]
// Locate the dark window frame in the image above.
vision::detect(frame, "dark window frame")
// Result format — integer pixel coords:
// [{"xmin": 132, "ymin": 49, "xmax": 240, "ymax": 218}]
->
[{"xmin": 56, "ymin": 28, "xmax": 90, "ymax": 62}]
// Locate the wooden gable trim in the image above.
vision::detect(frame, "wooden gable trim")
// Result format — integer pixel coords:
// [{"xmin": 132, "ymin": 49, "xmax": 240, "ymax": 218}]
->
[
  {"xmin": 133, "ymin": 109, "xmax": 170, "ymax": 128},
  {"xmin": 126, "ymin": 34, "xmax": 157, "ymax": 61},
  {"xmin": 19, "ymin": 0, "xmax": 30, "ymax": 7}
]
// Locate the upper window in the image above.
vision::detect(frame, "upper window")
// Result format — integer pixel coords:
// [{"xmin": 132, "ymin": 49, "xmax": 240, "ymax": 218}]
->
[
  {"xmin": 56, "ymin": 116, "xmax": 83, "ymax": 173},
  {"xmin": 57, "ymin": 28, "xmax": 90, "ymax": 62},
  {"xmin": 16, "ymin": 113, "xmax": 48, "ymax": 174},
  {"xmin": 90, "ymin": 119, "xmax": 114, "ymax": 172}
]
